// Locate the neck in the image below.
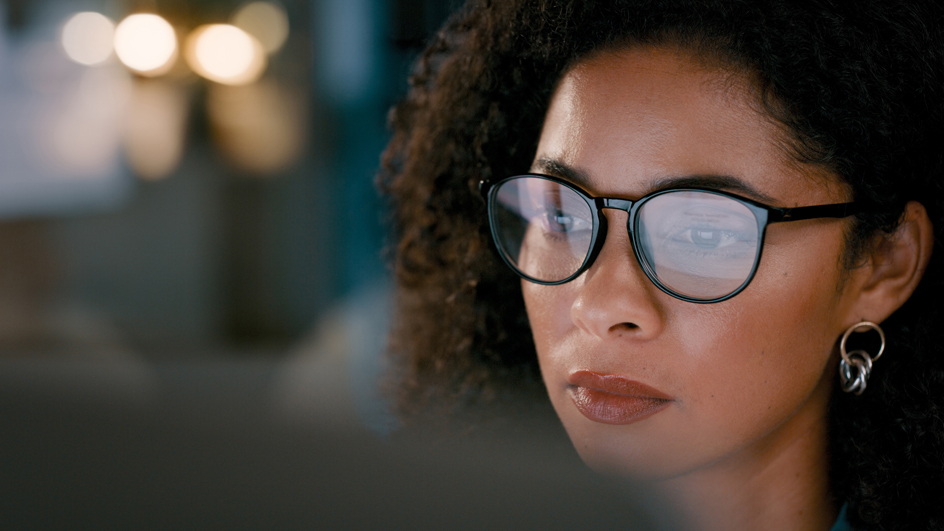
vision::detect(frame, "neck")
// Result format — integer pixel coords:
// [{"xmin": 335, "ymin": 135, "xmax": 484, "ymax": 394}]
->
[{"xmin": 654, "ymin": 390, "xmax": 837, "ymax": 531}]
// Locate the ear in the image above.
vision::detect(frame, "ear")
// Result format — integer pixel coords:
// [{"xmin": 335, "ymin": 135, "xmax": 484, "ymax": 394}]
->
[{"xmin": 845, "ymin": 201, "xmax": 934, "ymax": 324}]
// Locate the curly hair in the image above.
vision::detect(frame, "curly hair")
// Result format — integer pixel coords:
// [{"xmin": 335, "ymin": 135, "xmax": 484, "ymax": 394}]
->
[{"xmin": 378, "ymin": 1, "xmax": 944, "ymax": 528}]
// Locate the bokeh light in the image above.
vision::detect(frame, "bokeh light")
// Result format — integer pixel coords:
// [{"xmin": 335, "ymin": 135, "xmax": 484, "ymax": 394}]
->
[
  {"xmin": 185, "ymin": 25, "xmax": 266, "ymax": 86},
  {"xmin": 114, "ymin": 14, "xmax": 177, "ymax": 75},
  {"xmin": 207, "ymin": 80, "xmax": 305, "ymax": 174},
  {"xmin": 123, "ymin": 80, "xmax": 188, "ymax": 180},
  {"xmin": 61, "ymin": 12, "xmax": 116, "ymax": 66},
  {"xmin": 232, "ymin": 1, "xmax": 289, "ymax": 55}
]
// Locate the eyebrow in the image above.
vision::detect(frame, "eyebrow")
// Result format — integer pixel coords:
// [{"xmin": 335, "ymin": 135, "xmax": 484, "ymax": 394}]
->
[
  {"xmin": 530, "ymin": 158, "xmax": 778, "ymax": 205},
  {"xmin": 531, "ymin": 159, "xmax": 593, "ymax": 188}
]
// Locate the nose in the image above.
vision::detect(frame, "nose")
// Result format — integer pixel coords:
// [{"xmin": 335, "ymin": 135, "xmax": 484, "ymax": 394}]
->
[{"xmin": 570, "ymin": 210, "xmax": 666, "ymax": 340}]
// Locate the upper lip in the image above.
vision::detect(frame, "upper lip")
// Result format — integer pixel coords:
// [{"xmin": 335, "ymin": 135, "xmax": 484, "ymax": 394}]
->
[{"xmin": 567, "ymin": 370, "xmax": 673, "ymax": 400}]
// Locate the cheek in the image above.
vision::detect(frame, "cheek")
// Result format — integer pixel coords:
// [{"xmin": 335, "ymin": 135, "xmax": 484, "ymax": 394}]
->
[
  {"xmin": 675, "ymin": 294, "xmax": 833, "ymax": 415},
  {"xmin": 522, "ymin": 279, "xmax": 585, "ymax": 396},
  {"xmin": 521, "ymin": 279, "xmax": 575, "ymax": 352},
  {"xmin": 673, "ymin": 306, "xmax": 833, "ymax": 464}
]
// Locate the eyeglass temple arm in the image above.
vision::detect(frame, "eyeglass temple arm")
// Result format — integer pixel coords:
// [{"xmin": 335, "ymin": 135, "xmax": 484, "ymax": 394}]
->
[
  {"xmin": 767, "ymin": 202, "xmax": 860, "ymax": 223},
  {"xmin": 478, "ymin": 180, "xmax": 491, "ymax": 200}
]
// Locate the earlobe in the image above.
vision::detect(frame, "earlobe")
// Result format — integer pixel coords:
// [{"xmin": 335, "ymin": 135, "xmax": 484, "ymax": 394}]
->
[{"xmin": 850, "ymin": 201, "xmax": 934, "ymax": 323}]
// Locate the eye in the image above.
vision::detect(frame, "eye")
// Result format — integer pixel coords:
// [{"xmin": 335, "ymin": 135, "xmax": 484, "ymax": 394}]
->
[
  {"xmin": 538, "ymin": 207, "xmax": 592, "ymax": 234},
  {"xmin": 544, "ymin": 211, "xmax": 575, "ymax": 233},
  {"xmin": 655, "ymin": 203, "xmax": 756, "ymax": 252},
  {"xmin": 523, "ymin": 187, "xmax": 593, "ymax": 237},
  {"xmin": 688, "ymin": 227, "xmax": 731, "ymax": 249},
  {"xmin": 677, "ymin": 225, "xmax": 743, "ymax": 250}
]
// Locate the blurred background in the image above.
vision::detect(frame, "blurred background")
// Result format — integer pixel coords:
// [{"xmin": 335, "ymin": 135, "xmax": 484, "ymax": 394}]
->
[
  {"xmin": 0, "ymin": 7, "xmax": 676, "ymax": 527},
  {"xmin": 0, "ymin": 0, "xmax": 462, "ymax": 364},
  {"xmin": 0, "ymin": 6, "xmax": 677, "ymax": 528}
]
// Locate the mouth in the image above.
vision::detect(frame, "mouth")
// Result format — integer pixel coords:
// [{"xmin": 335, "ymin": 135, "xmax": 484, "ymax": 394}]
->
[{"xmin": 567, "ymin": 370, "xmax": 672, "ymax": 425}]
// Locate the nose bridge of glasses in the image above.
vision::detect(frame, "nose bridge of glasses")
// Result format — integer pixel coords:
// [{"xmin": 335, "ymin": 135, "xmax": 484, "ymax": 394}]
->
[
  {"xmin": 599, "ymin": 197, "xmax": 634, "ymax": 212},
  {"xmin": 596, "ymin": 197, "xmax": 636, "ymax": 238}
]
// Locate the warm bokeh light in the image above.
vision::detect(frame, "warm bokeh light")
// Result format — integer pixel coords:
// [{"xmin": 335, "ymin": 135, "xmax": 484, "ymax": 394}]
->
[
  {"xmin": 207, "ymin": 80, "xmax": 305, "ymax": 174},
  {"xmin": 232, "ymin": 1, "xmax": 289, "ymax": 55},
  {"xmin": 114, "ymin": 14, "xmax": 177, "ymax": 75},
  {"xmin": 61, "ymin": 12, "xmax": 115, "ymax": 66},
  {"xmin": 185, "ymin": 25, "xmax": 266, "ymax": 85},
  {"xmin": 123, "ymin": 79, "xmax": 188, "ymax": 180}
]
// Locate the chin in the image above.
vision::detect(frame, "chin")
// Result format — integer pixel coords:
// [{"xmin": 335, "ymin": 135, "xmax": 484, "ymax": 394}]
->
[
  {"xmin": 561, "ymin": 419, "xmax": 689, "ymax": 481},
  {"xmin": 577, "ymin": 446, "xmax": 675, "ymax": 481}
]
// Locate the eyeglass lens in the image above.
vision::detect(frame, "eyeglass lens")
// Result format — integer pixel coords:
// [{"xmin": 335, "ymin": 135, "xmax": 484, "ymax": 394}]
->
[{"xmin": 491, "ymin": 177, "xmax": 762, "ymax": 301}]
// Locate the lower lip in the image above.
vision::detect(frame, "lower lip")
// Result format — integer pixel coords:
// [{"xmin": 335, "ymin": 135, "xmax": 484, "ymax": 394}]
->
[{"xmin": 569, "ymin": 387, "xmax": 671, "ymax": 425}]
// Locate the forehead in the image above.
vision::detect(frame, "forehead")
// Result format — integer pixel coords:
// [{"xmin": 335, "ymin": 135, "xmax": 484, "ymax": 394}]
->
[{"xmin": 535, "ymin": 46, "xmax": 846, "ymax": 205}]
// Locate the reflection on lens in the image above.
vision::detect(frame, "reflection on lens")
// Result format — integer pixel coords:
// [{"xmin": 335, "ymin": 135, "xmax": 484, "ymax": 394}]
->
[
  {"xmin": 636, "ymin": 191, "xmax": 759, "ymax": 300},
  {"xmin": 492, "ymin": 177, "xmax": 593, "ymax": 282}
]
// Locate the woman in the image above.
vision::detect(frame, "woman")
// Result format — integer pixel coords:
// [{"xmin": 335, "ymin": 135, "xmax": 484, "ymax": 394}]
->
[{"xmin": 380, "ymin": 1, "xmax": 944, "ymax": 529}]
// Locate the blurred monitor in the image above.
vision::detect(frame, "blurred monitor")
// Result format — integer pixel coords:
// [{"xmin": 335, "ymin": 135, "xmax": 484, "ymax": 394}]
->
[{"xmin": 0, "ymin": 358, "xmax": 682, "ymax": 530}]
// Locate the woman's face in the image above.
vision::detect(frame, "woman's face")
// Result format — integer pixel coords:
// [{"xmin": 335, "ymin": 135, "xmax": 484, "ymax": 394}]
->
[{"xmin": 524, "ymin": 47, "xmax": 861, "ymax": 479}]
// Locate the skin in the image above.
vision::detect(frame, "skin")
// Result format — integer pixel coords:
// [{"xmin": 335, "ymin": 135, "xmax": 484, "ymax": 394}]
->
[{"xmin": 522, "ymin": 46, "xmax": 933, "ymax": 531}]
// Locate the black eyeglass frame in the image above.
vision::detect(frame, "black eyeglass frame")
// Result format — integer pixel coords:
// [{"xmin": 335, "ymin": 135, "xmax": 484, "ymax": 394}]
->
[{"xmin": 479, "ymin": 173, "xmax": 860, "ymax": 304}]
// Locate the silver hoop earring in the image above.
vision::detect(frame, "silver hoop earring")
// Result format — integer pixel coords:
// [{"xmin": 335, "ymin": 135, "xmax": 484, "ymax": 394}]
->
[{"xmin": 839, "ymin": 321, "xmax": 885, "ymax": 395}]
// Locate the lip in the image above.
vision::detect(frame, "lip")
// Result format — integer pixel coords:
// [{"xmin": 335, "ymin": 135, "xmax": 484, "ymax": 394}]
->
[{"xmin": 567, "ymin": 370, "xmax": 672, "ymax": 425}]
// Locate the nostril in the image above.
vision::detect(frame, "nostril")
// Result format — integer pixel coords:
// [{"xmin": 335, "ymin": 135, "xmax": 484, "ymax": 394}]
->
[{"xmin": 611, "ymin": 322, "xmax": 639, "ymax": 333}]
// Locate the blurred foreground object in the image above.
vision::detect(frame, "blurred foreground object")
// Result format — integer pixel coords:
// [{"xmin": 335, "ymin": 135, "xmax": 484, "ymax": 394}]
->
[{"xmin": 0, "ymin": 357, "xmax": 682, "ymax": 530}]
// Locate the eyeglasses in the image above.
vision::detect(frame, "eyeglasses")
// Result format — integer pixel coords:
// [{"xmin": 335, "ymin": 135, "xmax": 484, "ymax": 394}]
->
[{"xmin": 480, "ymin": 174, "xmax": 859, "ymax": 303}]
